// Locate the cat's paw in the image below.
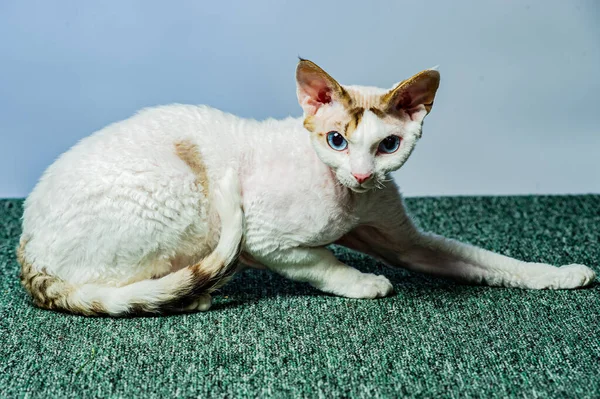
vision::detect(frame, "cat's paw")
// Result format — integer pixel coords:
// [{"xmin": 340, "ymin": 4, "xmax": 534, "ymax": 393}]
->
[
  {"xmin": 184, "ymin": 294, "xmax": 212, "ymax": 312},
  {"xmin": 553, "ymin": 264, "xmax": 596, "ymax": 289},
  {"xmin": 530, "ymin": 264, "xmax": 596, "ymax": 289},
  {"xmin": 344, "ymin": 273, "xmax": 394, "ymax": 299}
]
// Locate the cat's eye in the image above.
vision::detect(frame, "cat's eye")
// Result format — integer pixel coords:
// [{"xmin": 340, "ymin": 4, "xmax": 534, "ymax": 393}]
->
[
  {"xmin": 378, "ymin": 135, "xmax": 401, "ymax": 154},
  {"xmin": 326, "ymin": 131, "xmax": 348, "ymax": 151}
]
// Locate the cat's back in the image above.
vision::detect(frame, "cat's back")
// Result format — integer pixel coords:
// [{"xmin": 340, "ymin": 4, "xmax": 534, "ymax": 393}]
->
[
  {"xmin": 22, "ymin": 104, "xmax": 238, "ymax": 237},
  {"xmin": 62, "ymin": 103, "xmax": 237, "ymax": 158},
  {"xmin": 29, "ymin": 104, "xmax": 236, "ymax": 188},
  {"xmin": 20, "ymin": 104, "xmax": 246, "ymax": 281}
]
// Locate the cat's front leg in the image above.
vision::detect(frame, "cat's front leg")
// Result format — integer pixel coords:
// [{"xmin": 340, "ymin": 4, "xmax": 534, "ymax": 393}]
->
[
  {"xmin": 253, "ymin": 247, "xmax": 393, "ymax": 299},
  {"xmin": 339, "ymin": 190, "xmax": 596, "ymax": 289},
  {"xmin": 340, "ymin": 223, "xmax": 596, "ymax": 289},
  {"xmin": 400, "ymin": 230, "xmax": 594, "ymax": 289}
]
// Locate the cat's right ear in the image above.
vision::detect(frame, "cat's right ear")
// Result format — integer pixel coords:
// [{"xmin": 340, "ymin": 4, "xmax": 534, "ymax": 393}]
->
[{"xmin": 296, "ymin": 59, "xmax": 350, "ymax": 116}]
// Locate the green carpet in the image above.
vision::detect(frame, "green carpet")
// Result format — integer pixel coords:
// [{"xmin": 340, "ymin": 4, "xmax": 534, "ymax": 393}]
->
[{"xmin": 1, "ymin": 196, "xmax": 599, "ymax": 398}]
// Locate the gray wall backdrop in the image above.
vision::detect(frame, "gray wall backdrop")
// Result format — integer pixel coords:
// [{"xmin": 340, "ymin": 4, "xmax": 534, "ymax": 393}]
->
[{"xmin": 1, "ymin": 1, "xmax": 598, "ymax": 198}]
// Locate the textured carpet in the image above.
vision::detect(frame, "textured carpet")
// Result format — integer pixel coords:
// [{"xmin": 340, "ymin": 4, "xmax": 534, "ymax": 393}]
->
[{"xmin": 0, "ymin": 196, "xmax": 599, "ymax": 398}]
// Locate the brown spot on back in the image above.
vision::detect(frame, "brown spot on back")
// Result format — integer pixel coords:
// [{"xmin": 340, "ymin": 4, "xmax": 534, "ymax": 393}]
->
[{"xmin": 174, "ymin": 140, "xmax": 209, "ymax": 194}]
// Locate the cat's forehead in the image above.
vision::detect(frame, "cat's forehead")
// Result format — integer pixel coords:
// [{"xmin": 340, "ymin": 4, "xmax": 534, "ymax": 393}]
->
[
  {"xmin": 340, "ymin": 86, "xmax": 405, "ymax": 141},
  {"xmin": 304, "ymin": 84, "xmax": 404, "ymax": 140},
  {"xmin": 305, "ymin": 102, "xmax": 399, "ymax": 145},
  {"xmin": 343, "ymin": 85, "xmax": 389, "ymax": 109},
  {"xmin": 348, "ymin": 108, "xmax": 399, "ymax": 144}
]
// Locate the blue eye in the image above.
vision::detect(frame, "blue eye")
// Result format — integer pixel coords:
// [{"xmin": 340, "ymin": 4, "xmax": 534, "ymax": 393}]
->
[
  {"xmin": 326, "ymin": 131, "xmax": 348, "ymax": 151},
  {"xmin": 378, "ymin": 135, "xmax": 401, "ymax": 154}
]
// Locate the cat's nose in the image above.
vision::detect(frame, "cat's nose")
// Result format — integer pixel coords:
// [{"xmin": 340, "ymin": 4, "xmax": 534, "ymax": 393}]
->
[{"xmin": 352, "ymin": 172, "xmax": 373, "ymax": 184}]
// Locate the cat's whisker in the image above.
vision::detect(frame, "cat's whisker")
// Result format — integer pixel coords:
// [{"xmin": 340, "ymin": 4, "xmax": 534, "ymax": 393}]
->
[{"xmin": 373, "ymin": 180, "xmax": 386, "ymax": 190}]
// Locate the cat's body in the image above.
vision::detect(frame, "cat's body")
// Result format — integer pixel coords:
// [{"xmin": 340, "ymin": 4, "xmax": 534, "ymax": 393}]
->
[
  {"xmin": 19, "ymin": 60, "xmax": 596, "ymax": 316},
  {"xmin": 22, "ymin": 105, "xmax": 359, "ymax": 285}
]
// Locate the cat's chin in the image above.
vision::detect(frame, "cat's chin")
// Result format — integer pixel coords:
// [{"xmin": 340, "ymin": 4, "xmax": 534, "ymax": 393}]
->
[{"xmin": 349, "ymin": 186, "xmax": 371, "ymax": 194}]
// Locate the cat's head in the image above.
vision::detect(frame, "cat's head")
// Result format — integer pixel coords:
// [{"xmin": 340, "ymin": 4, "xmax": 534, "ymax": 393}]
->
[{"xmin": 296, "ymin": 59, "xmax": 440, "ymax": 193}]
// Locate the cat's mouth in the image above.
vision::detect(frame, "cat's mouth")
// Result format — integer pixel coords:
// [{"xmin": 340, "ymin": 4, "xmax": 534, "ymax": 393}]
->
[
  {"xmin": 335, "ymin": 170, "xmax": 378, "ymax": 193},
  {"xmin": 350, "ymin": 177, "xmax": 387, "ymax": 193}
]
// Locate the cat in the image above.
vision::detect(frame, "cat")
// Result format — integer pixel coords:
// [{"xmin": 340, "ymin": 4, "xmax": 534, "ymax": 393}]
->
[{"xmin": 18, "ymin": 59, "xmax": 596, "ymax": 316}]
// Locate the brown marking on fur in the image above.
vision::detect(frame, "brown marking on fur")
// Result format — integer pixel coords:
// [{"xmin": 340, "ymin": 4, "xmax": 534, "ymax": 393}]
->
[
  {"xmin": 164, "ymin": 140, "xmax": 242, "ymax": 314},
  {"xmin": 17, "ymin": 238, "xmax": 95, "ymax": 315},
  {"xmin": 18, "ymin": 235, "xmax": 240, "ymax": 316},
  {"xmin": 368, "ymin": 107, "xmax": 387, "ymax": 119},
  {"xmin": 18, "ymin": 177, "xmax": 240, "ymax": 317},
  {"xmin": 174, "ymin": 140, "xmax": 209, "ymax": 194},
  {"xmin": 90, "ymin": 301, "xmax": 106, "ymax": 314},
  {"xmin": 344, "ymin": 107, "xmax": 365, "ymax": 138},
  {"xmin": 158, "ymin": 251, "xmax": 240, "ymax": 313},
  {"xmin": 299, "ymin": 60, "xmax": 419, "ymax": 138},
  {"xmin": 296, "ymin": 60, "xmax": 438, "ymax": 140},
  {"xmin": 127, "ymin": 303, "xmax": 147, "ymax": 315},
  {"xmin": 344, "ymin": 87, "xmax": 385, "ymax": 110},
  {"xmin": 134, "ymin": 202, "xmax": 240, "ymax": 313},
  {"xmin": 303, "ymin": 115, "xmax": 315, "ymax": 132}
]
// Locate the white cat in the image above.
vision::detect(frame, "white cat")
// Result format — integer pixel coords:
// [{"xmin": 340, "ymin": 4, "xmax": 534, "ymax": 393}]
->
[{"xmin": 18, "ymin": 59, "xmax": 596, "ymax": 316}]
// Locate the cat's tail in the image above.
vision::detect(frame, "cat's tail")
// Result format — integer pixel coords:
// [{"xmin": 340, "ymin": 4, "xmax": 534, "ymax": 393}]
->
[{"xmin": 18, "ymin": 170, "xmax": 244, "ymax": 317}]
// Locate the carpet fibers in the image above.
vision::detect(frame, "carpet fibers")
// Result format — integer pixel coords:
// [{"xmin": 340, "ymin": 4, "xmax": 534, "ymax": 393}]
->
[{"xmin": 0, "ymin": 196, "xmax": 599, "ymax": 398}]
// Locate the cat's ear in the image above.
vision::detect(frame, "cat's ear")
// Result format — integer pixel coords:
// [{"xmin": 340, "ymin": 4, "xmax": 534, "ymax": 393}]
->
[
  {"xmin": 296, "ymin": 59, "xmax": 351, "ymax": 116},
  {"xmin": 382, "ymin": 69, "xmax": 440, "ymax": 123}
]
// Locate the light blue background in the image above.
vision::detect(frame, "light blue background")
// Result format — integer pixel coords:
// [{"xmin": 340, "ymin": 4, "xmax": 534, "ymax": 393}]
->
[{"xmin": 1, "ymin": 1, "xmax": 599, "ymax": 197}]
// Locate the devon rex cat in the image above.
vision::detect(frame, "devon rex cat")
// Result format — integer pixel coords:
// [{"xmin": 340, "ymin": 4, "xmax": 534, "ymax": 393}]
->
[{"xmin": 18, "ymin": 59, "xmax": 596, "ymax": 316}]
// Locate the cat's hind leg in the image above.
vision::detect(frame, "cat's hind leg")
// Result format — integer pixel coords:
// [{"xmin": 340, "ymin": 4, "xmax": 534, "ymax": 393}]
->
[
  {"xmin": 19, "ymin": 169, "xmax": 244, "ymax": 316},
  {"xmin": 183, "ymin": 294, "xmax": 213, "ymax": 312}
]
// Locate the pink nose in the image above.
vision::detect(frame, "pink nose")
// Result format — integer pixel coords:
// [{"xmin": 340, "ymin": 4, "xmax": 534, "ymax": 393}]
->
[{"xmin": 352, "ymin": 172, "xmax": 373, "ymax": 184}]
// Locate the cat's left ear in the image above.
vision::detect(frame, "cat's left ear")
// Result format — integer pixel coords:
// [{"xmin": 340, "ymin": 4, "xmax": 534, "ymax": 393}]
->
[
  {"xmin": 296, "ymin": 59, "xmax": 351, "ymax": 116},
  {"xmin": 382, "ymin": 69, "xmax": 440, "ymax": 123}
]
